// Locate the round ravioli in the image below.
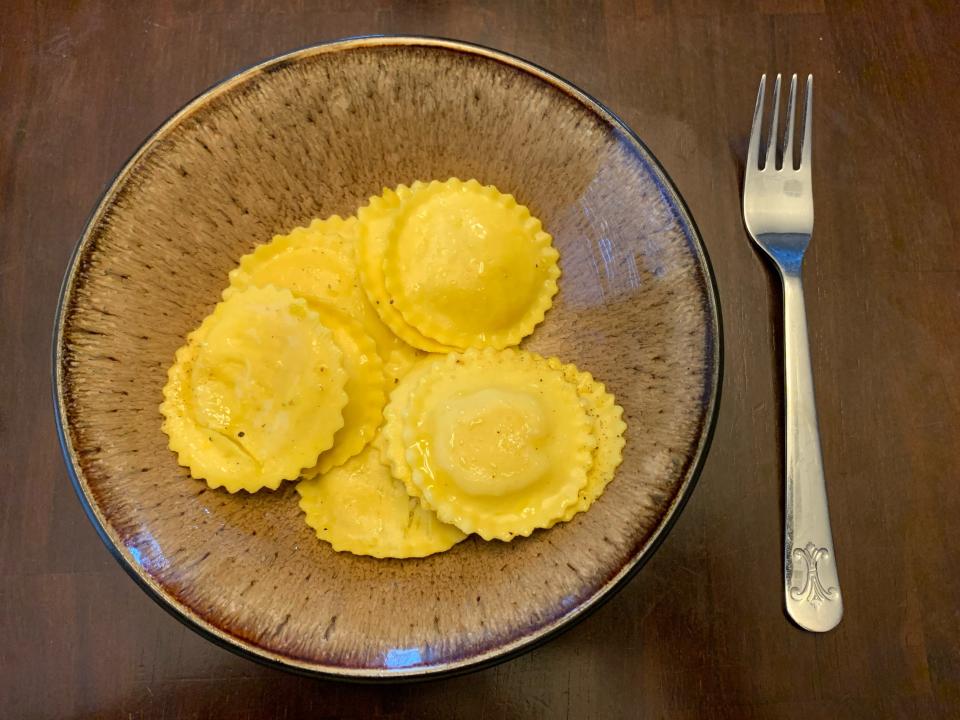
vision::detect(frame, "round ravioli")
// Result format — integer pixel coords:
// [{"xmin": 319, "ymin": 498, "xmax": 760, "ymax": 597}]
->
[
  {"xmin": 380, "ymin": 355, "xmax": 444, "ymax": 497},
  {"xmin": 381, "ymin": 179, "xmax": 560, "ymax": 350},
  {"xmin": 297, "ymin": 446, "xmax": 466, "ymax": 559},
  {"xmin": 225, "ymin": 216, "xmax": 359, "ymax": 304},
  {"xmin": 226, "ymin": 215, "xmax": 422, "ymax": 381},
  {"xmin": 546, "ymin": 358, "xmax": 627, "ymax": 521},
  {"xmin": 401, "ymin": 348, "xmax": 596, "ymax": 541},
  {"xmin": 356, "ymin": 186, "xmax": 458, "ymax": 353},
  {"xmin": 160, "ymin": 285, "xmax": 349, "ymax": 493},
  {"xmin": 302, "ymin": 307, "xmax": 387, "ymax": 478}
]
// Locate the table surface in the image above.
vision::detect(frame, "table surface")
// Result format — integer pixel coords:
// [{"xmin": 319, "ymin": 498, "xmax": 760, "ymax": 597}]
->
[{"xmin": 3, "ymin": 1, "xmax": 959, "ymax": 718}]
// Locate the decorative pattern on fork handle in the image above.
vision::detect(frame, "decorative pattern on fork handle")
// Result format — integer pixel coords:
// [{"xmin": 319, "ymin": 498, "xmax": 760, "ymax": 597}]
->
[{"xmin": 789, "ymin": 543, "xmax": 839, "ymax": 607}]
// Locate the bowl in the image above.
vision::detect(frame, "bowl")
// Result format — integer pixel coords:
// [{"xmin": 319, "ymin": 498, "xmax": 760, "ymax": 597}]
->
[{"xmin": 53, "ymin": 36, "xmax": 721, "ymax": 680}]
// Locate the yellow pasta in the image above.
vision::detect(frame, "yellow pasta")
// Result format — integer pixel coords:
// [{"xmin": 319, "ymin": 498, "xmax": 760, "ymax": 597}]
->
[
  {"xmin": 380, "ymin": 356, "xmax": 444, "ymax": 497},
  {"xmin": 297, "ymin": 446, "xmax": 466, "ymax": 559},
  {"xmin": 397, "ymin": 348, "xmax": 596, "ymax": 541},
  {"xmin": 225, "ymin": 216, "xmax": 358, "ymax": 303},
  {"xmin": 356, "ymin": 186, "xmax": 458, "ymax": 353},
  {"xmin": 226, "ymin": 215, "xmax": 421, "ymax": 382},
  {"xmin": 160, "ymin": 285, "xmax": 348, "ymax": 493},
  {"xmin": 546, "ymin": 358, "xmax": 626, "ymax": 521},
  {"xmin": 302, "ymin": 307, "xmax": 386, "ymax": 478},
  {"xmin": 159, "ymin": 178, "xmax": 629, "ymax": 558},
  {"xmin": 380, "ymin": 179, "xmax": 560, "ymax": 350}
]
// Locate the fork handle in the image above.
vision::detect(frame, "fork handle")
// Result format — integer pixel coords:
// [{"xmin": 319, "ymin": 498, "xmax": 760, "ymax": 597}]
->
[{"xmin": 781, "ymin": 271, "xmax": 843, "ymax": 631}]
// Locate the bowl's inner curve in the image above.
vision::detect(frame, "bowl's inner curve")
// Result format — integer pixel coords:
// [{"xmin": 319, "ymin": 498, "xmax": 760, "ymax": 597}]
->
[{"xmin": 58, "ymin": 40, "xmax": 717, "ymax": 675}]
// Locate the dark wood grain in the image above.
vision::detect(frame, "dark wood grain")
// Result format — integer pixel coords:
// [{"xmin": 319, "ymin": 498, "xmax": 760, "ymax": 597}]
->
[{"xmin": 2, "ymin": 1, "xmax": 958, "ymax": 718}]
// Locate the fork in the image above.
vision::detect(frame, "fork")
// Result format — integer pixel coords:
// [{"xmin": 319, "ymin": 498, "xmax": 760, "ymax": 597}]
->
[{"xmin": 743, "ymin": 74, "xmax": 842, "ymax": 632}]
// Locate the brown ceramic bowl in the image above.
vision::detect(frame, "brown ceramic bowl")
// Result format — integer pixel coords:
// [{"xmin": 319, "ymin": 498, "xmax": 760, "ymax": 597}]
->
[{"xmin": 53, "ymin": 37, "xmax": 721, "ymax": 680}]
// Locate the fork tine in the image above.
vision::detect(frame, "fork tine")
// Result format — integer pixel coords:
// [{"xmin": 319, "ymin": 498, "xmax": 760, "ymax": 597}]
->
[
  {"xmin": 765, "ymin": 74, "xmax": 782, "ymax": 169},
  {"xmin": 747, "ymin": 74, "xmax": 766, "ymax": 171},
  {"xmin": 782, "ymin": 74, "xmax": 798, "ymax": 170},
  {"xmin": 801, "ymin": 74, "xmax": 813, "ymax": 168}
]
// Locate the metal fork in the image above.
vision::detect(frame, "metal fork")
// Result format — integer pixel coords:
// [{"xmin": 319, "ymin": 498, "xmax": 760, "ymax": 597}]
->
[{"xmin": 743, "ymin": 74, "xmax": 842, "ymax": 632}]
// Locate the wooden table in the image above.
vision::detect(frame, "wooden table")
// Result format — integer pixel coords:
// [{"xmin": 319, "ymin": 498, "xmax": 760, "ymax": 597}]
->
[{"xmin": 3, "ymin": 2, "xmax": 958, "ymax": 718}]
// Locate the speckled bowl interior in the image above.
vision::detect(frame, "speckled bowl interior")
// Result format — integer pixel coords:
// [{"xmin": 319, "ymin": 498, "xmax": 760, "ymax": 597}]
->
[{"xmin": 54, "ymin": 37, "xmax": 720, "ymax": 679}]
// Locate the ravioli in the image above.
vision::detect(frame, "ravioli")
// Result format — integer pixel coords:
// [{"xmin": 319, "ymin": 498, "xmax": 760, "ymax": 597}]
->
[
  {"xmin": 158, "ymin": 182, "xmax": 631, "ymax": 557},
  {"xmin": 379, "ymin": 356, "xmax": 443, "ymax": 498},
  {"xmin": 381, "ymin": 179, "xmax": 560, "ymax": 349},
  {"xmin": 160, "ymin": 285, "xmax": 349, "ymax": 493},
  {"xmin": 225, "ymin": 216, "xmax": 359, "ymax": 303},
  {"xmin": 226, "ymin": 215, "xmax": 421, "ymax": 382},
  {"xmin": 302, "ymin": 307, "xmax": 387, "ymax": 478},
  {"xmin": 356, "ymin": 186, "xmax": 458, "ymax": 353},
  {"xmin": 297, "ymin": 445, "xmax": 466, "ymax": 558},
  {"xmin": 395, "ymin": 348, "xmax": 596, "ymax": 541},
  {"xmin": 546, "ymin": 358, "xmax": 627, "ymax": 521}
]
